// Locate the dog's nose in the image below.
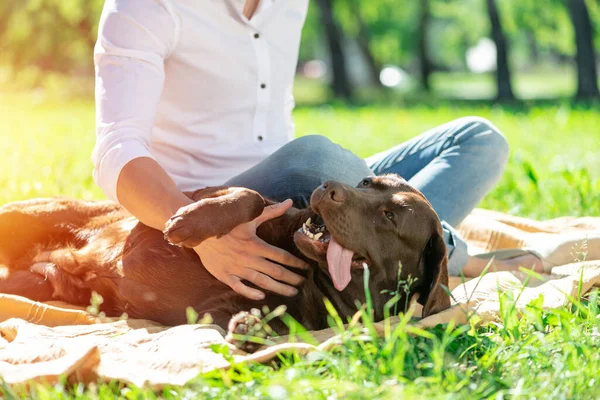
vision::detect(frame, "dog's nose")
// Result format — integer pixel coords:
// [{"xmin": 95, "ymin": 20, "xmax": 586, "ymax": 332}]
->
[{"xmin": 321, "ymin": 181, "xmax": 346, "ymax": 203}]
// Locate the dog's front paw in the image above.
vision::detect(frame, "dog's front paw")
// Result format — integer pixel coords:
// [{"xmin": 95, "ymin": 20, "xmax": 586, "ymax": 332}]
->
[
  {"xmin": 163, "ymin": 204, "xmax": 208, "ymax": 248},
  {"xmin": 225, "ymin": 309, "xmax": 268, "ymax": 353}
]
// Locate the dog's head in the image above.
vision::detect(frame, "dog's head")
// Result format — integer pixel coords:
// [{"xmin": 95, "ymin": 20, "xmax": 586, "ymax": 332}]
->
[{"xmin": 293, "ymin": 174, "xmax": 450, "ymax": 318}]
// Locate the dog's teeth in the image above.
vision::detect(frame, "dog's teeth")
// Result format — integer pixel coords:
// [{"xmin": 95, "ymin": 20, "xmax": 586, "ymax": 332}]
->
[
  {"xmin": 303, "ymin": 224, "xmax": 314, "ymax": 238},
  {"xmin": 314, "ymin": 232, "xmax": 323, "ymax": 240},
  {"xmin": 306, "ymin": 218, "xmax": 312, "ymax": 227}
]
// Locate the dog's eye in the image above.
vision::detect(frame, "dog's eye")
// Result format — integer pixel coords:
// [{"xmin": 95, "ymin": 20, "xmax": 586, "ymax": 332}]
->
[
  {"xmin": 385, "ymin": 211, "xmax": 394, "ymax": 221},
  {"xmin": 361, "ymin": 179, "xmax": 370, "ymax": 187}
]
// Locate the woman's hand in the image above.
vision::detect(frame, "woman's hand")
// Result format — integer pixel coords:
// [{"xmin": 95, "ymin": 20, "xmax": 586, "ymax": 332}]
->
[{"xmin": 193, "ymin": 199, "xmax": 310, "ymax": 300}]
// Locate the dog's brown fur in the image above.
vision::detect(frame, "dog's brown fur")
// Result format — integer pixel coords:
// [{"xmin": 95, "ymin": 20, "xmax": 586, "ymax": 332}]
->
[{"xmin": 0, "ymin": 175, "xmax": 450, "ymax": 338}]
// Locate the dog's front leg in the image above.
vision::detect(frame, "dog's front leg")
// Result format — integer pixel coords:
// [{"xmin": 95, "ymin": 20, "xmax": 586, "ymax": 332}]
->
[{"xmin": 163, "ymin": 187, "xmax": 266, "ymax": 248}]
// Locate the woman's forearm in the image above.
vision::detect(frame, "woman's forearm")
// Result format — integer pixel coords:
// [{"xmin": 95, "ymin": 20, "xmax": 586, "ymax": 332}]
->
[{"xmin": 116, "ymin": 157, "xmax": 193, "ymax": 231}]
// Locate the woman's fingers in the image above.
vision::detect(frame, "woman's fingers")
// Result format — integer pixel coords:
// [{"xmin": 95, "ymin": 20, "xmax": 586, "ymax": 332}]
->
[
  {"xmin": 247, "ymin": 254, "xmax": 306, "ymax": 286},
  {"xmin": 193, "ymin": 205, "xmax": 312, "ymax": 300},
  {"xmin": 258, "ymin": 240, "xmax": 310, "ymax": 271},
  {"xmin": 225, "ymin": 275, "xmax": 266, "ymax": 301},
  {"xmin": 254, "ymin": 199, "xmax": 293, "ymax": 226},
  {"xmin": 237, "ymin": 266, "xmax": 299, "ymax": 297}
]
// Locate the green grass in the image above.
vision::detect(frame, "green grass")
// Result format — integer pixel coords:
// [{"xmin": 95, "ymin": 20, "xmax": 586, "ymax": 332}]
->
[
  {"xmin": 293, "ymin": 68, "xmax": 600, "ymax": 104},
  {"xmin": 1, "ymin": 92, "xmax": 600, "ymax": 398},
  {"xmin": 429, "ymin": 69, "xmax": 595, "ymax": 100}
]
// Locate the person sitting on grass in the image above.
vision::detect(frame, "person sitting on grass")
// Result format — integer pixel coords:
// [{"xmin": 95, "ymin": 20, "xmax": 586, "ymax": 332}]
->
[{"xmin": 92, "ymin": 0, "xmax": 543, "ymax": 301}]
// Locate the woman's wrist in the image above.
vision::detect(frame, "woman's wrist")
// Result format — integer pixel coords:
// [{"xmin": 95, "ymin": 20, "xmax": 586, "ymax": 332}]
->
[
  {"xmin": 162, "ymin": 192, "xmax": 194, "ymax": 226},
  {"xmin": 116, "ymin": 157, "xmax": 194, "ymax": 231}
]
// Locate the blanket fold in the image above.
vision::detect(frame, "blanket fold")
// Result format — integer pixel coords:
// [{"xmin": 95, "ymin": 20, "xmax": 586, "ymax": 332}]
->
[{"xmin": 1, "ymin": 209, "xmax": 599, "ymax": 388}]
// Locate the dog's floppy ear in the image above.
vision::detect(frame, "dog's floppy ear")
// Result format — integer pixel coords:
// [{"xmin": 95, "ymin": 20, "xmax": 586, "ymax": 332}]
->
[
  {"xmin": 418, "ymin": 230, "xmax": 451, "ymax": 318},
  {"xmin": 163, "ymin": 186, "xmax": 266, "ymax": 248}
]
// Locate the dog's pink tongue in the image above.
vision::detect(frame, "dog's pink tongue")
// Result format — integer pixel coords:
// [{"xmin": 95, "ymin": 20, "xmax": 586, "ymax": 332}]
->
[{"xmin": 326, "ymin": 237, "xmax": 354, "ymax": 291}]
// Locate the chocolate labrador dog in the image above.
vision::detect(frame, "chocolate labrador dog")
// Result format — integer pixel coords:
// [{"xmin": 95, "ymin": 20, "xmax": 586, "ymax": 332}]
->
[{"xmin": 0, "ymin": 174, "xmax": 449, "ymax": 346}]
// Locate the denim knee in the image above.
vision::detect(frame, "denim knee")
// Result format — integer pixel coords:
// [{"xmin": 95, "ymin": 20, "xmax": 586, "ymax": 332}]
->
[
  {"xmin": 267, "ymin": 135, "xmax": 372, "ymax": 207},
  {"xmin": 455, "ymin": 116, "xmax": 510, "ymax": 182},
  {"xmin": 278, "ymin": 135, "xmax": 372, "ymax": 183},
  {"xmin": 287, "ymin": 134, "xmax": 334, "ymax": 149},
  {"xmin": 282, "ymin": 135, "xmax": 349, "ymax": 163}
]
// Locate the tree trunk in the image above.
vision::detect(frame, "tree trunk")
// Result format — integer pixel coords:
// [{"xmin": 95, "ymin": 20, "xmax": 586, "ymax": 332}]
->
[
  {"xmin": 315, "ymin": 0, "xmax": 353, "ymax": 100},
  {"xmin": 566, "ymin": 0, "xmax": 600, "ymax": 100},
  {"xmin": 347, "ymin": 1, "xmax": 382, "ymax": 88},
  {"xmin": 418, "ymin": 0, "xmax": 432, "ymax": 91},
  {"xmin": 526, "ymin": 30, "xmax": 540, "ymax": 66},
  {"xmin": 486, "ymin": 0, "xmax": 515, "ymax": 101},
  {"xmin": 0, "ymin": 1, "xmax": 18, "ymax": 45}
]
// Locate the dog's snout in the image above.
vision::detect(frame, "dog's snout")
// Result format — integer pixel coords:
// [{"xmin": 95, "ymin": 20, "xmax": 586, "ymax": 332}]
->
[
  {"xmin": 329, "ymin": 188, "xmax": 345, "ymax": 203},
  {"xmin": 312, "ymin": 181, "xmax": 349, "ymax": 209},
  {"xmin": 321, "ymin": 181, "xmax": 346, "ymax": 203}
]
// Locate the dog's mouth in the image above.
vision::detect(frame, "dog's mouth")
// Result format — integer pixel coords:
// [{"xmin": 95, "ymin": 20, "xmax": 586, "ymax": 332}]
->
[
  {"xmin": 295, "ymin": 215, "xmax": 370, "ymax": 291},
  {"xmin": 299, "ymin": 216, "xmax": 329, "ymax": 244}
]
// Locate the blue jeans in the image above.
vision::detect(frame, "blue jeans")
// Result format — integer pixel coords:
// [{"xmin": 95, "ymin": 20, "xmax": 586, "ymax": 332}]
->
[{"xmin": 225, "ymin": 117, "xmax": 509, "ymax": 275}]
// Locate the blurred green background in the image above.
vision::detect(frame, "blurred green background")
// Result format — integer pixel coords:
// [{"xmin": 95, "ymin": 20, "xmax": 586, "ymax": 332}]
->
[
  {"xmin": 0, "ymin": 0, "xmax": 599, "ymax": 102},
  {"xmin": 0, "ymin": 0, "xmax": 598, "ymax": 219}
]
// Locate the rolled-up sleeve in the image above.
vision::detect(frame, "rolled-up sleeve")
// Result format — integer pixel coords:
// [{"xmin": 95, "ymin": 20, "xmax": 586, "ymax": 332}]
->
[
  {"xmin": 442, "ymin": 221, "xmax": 469, "ymax": 276},
  {"xmin": 91, "ymin": 0, "xmax": 180, "ymax": 201}
]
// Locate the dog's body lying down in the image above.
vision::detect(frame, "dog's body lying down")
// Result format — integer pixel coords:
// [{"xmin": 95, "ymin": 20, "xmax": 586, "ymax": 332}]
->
[{"xmin": 0, "ymin": 175, "xmax": 450, "ymax": 341}]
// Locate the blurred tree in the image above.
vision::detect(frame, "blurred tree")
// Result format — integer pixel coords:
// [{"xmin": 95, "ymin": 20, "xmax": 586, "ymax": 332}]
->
[
  {"xmin": 0, "ymin": 0, "xmax": 103, "ymax": 79},
  {"xmin": 315, "ymin": 0, "xmax": 353, "ymax": 100},
  {"xmin": 566, "ymin": 0, "xmax": 600, "ymax": 99},
  {"xmin": 503, "ymin": 0, "xmax": 574, "ymax": 66},
  {"xmin": 346, "ymin": 0, "xmax": 382, "ymax": 88},
  {"xmin": 2, "ymin": 0, "xmax": 599, "ymax": 101},
  {"xmin": 297, "ymin": 3, "xmax": 322, "ymax": 63},
  {"xmin": 486, "ymin": 0, "xmax": 515, "ymax": 100},
  {"xmin": 337, "ymin": 1, "xmax": 421, "ymax": 73},
  {"xmin": 588, "ymin": 1, "xmax": 600, "ymax": 53},
  {"xmin": 0, "ymin": 2, "xmax": 16, "ymax": 39},
  {"xmin": 418, "ymin": 0, "xmax": 432, "ymax": 91},
  {"xmin": 429, "ymin": 0, "xmax": 487, "ymax": 71}
]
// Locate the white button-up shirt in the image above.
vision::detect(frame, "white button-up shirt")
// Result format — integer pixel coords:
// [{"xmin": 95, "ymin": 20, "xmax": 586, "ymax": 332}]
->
[{"xmin": 92, "ymin": 0, "xmax": 309, "ymax": 201}]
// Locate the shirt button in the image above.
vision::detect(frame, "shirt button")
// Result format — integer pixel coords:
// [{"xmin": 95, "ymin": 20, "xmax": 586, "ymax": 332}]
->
[
  {"xmin": 260, "ymin": 83, "xmax": 266, "ymax": 89},
  {"xmin": 257, "ymin": 135, "xmax": 263, "ymax": 141},
  {"xmin": 254, "ymin": 33, "xmax": 260, "ymax": 39}
]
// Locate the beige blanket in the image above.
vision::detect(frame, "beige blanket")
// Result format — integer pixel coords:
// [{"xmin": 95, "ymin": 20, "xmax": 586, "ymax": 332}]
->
[{"xmin": 1, "ymin": 209, "xmax": 599, "ymax": 388}]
